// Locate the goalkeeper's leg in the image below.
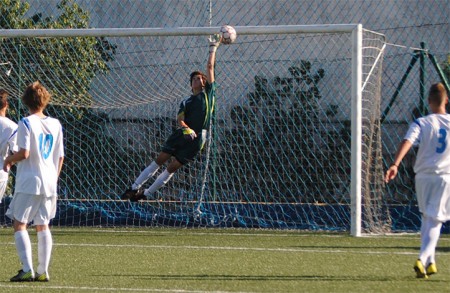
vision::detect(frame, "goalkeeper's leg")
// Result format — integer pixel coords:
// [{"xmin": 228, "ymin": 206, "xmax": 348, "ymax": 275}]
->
[
  {"xmin": 131, "ymin": 161, "xmax": 160, "ymax": 190},
  {"xmin": 144, "ymin": 169, "xmax": 174, "ymax": 195},
  {"xmin": 143, "ymin": 159, "xmax": 182, "ymax": 196}
]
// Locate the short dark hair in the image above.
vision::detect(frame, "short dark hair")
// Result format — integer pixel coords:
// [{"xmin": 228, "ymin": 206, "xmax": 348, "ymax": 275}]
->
[
  {"xmin": 428, "ymin": 82, "xmax": 448, "ymax": 105},
  {"xmin": 190, "ymin": 71, "xmax": 207, "ymax": 86},
  {"xmin": 22, "ymin": 81, "xmax": 51, "ymax": 111},
  {"xmin": 0, "ymin": 89, "xmax": 8, "ymax": 109}
]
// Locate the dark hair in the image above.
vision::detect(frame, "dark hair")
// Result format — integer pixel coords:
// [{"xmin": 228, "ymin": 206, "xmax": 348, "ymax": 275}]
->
[
  {"xmin": 0, "ymin": 89, "xmax": 8, "ymax": 109},
  {"xmin": 22, "ymin": 81, "xmax": 51, "ymax": 111},
  {"xmin": 190, "ymin": 71, "xmax": 207, "ymax": 86},
  {"xmin": 428, "ymin": 83, "xmax": 448, "ymax": 105}
]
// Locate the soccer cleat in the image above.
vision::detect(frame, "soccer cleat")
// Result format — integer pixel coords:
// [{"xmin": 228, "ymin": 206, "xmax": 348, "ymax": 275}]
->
[
  {"xmin": 426, "ymin": 263, "xmax": 437, "ymax": 276},
  {"xmin": 121, "ymin": 188, "xmax": 146, "ymax": 202},
  {"xmin": 10, "ymin": 270, "xmax": 34, "ymax": 282},
  {"xmin": 35, "ymin": 272, "xmax": 49, "ymax": 282},
  {"xmin": 129, "ymin": 188, "xmax": 146, "ymax": 202},
  {"xmin": 121, "ymin": 189, "xmax": 136, "ymax": 200},
  {"xmin": 413, "ymin": 259, "xmax": 428, "ymax": 279}
]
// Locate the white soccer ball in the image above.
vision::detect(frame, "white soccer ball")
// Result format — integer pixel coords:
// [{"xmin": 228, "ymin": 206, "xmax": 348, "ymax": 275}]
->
[{"xmin": 220, "ymin": 25, "xmax": 237, "ymax": 45}]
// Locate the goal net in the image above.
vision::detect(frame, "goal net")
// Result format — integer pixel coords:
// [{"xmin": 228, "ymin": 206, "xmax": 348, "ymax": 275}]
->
[{"xmin": 0, "ymin": 25, "xmax": 386, "ymax": 235}]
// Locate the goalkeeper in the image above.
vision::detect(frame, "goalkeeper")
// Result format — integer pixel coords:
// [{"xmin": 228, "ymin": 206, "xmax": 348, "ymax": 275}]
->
[
  {"xmin": 385, "ymin": 82, "xmax": 450, "ymax": 279},
  {"xmin": 121, "ymin": 34, "xmax": 220, "ymax": 202}
]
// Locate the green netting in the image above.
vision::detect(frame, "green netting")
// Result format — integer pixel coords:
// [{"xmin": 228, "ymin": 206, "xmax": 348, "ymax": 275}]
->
[
  {"xmin": 0, "ymin": 0, "xmax": 448, "ymax": 233},
  {"xmin": 0, "ymin": 25, "xmax": 386, "ymax": 232}
]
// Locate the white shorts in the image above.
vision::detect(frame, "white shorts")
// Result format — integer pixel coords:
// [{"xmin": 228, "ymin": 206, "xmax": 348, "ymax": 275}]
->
[
  {"xmin": 415, "ymin": 173, "xmax": 450, "ymax": 222},
  {"xmin": 0, "ymin": 180, "xmax": 6, "ymax": 204},
  {"xmin": 6, "ymin": 193, "xmax": 57, "ymax": 225}
]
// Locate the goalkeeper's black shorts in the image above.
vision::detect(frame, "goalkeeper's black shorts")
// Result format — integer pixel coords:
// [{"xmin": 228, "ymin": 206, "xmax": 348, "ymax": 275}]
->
[{"xmin": 162, "ymin": 128, "xmax": 207, "ymax": 165}]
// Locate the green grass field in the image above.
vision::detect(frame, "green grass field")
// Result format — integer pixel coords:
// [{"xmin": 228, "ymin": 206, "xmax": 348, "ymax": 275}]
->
[{"xmin": 0, "ymin": 227, "xmax": 449, "ymax": 292}]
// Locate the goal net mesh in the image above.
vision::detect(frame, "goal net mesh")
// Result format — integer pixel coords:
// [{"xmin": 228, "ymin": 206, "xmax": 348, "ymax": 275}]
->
[{"xmin": 0, "ymin": 27, "xmax": 386, "ymax": 232}]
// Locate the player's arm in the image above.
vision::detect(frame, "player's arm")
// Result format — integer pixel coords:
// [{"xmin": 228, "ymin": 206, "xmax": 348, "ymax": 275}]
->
[
  {"xmin": 207, "ymin": 34, "xmax": 220, "ymax": 84},
  {"xmin": 3, "ymin": 148, "xmax": 29, "ymax": 172},
  {"xmin": 384, "ymin": 139, "xmax": 412, "ymax": 183},
  {"xmin": 58, "ymin": 156, "xmax": 64, "ymax": 177},
  {"xmin": 177, "ymin": 111, "xmax": 196, "ymax": 141}
]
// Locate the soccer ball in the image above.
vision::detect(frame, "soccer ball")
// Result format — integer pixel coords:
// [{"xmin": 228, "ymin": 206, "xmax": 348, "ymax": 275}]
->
[{"xmin": 220, "ymin": 25, "xmax": 237, "ymax": 45}]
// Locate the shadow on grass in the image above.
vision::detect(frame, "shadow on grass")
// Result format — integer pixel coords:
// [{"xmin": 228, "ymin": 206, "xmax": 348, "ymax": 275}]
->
[
  {"xmin": 97, "ymin": 274, "xmax": 411, "ymax": 282},
  {"xmin": 287, "ymin": 245, "xmax": 450, "ymax": 253}
]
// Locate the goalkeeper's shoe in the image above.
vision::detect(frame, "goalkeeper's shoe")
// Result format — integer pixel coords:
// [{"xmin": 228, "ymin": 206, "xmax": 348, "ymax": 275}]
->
[
  {"xmin": 121, "ymin": 188, "xmax": 143, "ymax": 201},
  {"xmin": 10, "ymin": 270, "xmax": 34, "ymax": 282},
  {"xmin": 413, "ymin": 259, "xmax": 428, "ymax": 279},
  {"xmin": 130, "ymin": 188, "xmax": 146, "ymax": 202},
  {"xmin": 35, "ymin": 272, "xmax": 49, "ymax": 282},
  {"xmin": 426, "ymin": 263, "xmax": 437, "ymax": 276},
  {"xmin": 122, "ymin": 188, "xmax": 146, "ymax": 202}
]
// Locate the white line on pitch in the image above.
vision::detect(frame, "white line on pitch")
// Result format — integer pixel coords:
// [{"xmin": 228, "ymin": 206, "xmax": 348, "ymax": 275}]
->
[
  {"xmin": 0, "ymin": 241, "xmax": 433, "ymax": 256},
  {"xmin": 0, "ymin": 283, "xmax": 251, "ymax": 293}
]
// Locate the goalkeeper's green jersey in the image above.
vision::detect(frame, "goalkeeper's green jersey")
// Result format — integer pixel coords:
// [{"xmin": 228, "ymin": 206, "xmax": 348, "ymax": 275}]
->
[{"xmin": 177, "ymin": 81, "xmax": 216, "ymax": 134}]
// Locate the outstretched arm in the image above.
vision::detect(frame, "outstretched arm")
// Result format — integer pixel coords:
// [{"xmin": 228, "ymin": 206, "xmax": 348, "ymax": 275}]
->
[
  {"xmin": 207, "ymin": 34, "xmax": 220, "ymax": 84},
  {"xmin": 384, "ymin": 139, "xmax": 412, "ymax": 183}
]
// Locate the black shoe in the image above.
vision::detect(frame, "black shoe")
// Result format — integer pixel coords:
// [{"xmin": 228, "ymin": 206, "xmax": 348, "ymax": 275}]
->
[
  {"xmin": 121, "ymin": 189, "xmax": 136, "ymax": 200},
  {"xmin": 121, "ymin": 188, "xmax": 146, "ymax": 202},
  {"xmin": 10, "ymin": 270, "xmax": 34, "ymax": 282},
  {"xmin": 130, "ymin": 188, "xmax": 146, "ymax": 202}
]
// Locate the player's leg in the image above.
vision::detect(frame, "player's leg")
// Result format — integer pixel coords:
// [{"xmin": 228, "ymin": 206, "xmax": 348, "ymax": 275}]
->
[
  {"xmin": 418, "ymin": 214, "xmax": 442, "ymax": 275},
  {"xmin": 11, "ymin": 220, "xmax": 34, "ymax": 281},
  {"xmin": 143, "ymin": 158, "xmax": 182, "ymax": 196},
  {"xmin": 131, "ymin": 153, "xmax": 171, "ymax": 190},
  {"xmin": 142, "ymin": 137, "xmax": 199, "ymax": 198},
  {"xmin": 7, "ymin": 193, "xmax": 36, "ymax": 281},
  {"xmin": 0, "ymin": 180, "xmax": 7, "ymax": 204},
  {"xmin": 34, "ymin": 195, "xmax": 57, "ymax": 282},
  {"xmin": 122, "ymin": 152, "xmax": 172, "ymax": 200},
  {"xmin": 132, "ymin": 152, "xmax": 173, "ymax": 190}
]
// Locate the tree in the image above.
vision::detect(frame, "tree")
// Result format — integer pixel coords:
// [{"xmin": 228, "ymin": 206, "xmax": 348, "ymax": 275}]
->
[
  {"xmin": 0, "ymin": 0, "xmax": 118, "ymax": 199},
  {"xmin": 0, "ymin": 0, "xmax": 116, "ymax": 110}
]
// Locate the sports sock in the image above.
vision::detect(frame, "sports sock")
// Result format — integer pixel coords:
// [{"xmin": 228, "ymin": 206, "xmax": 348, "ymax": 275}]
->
[
  {"xmin": 144, "ymin": 169, "xmax": 174, "ymax": 195},
  {"xmin": 419, "ymin": 215, "xmax": 442, "ymax": 266},
  {"xmin": 132, "ymin": 161, "xmax": 159, "ymax": 190},
  {"xmin": 14, "ymin": 230, "xmax": 33, "ymax": 273},
  {"xmin": 37, "ymin": 229, "xmax": 53, "ymax": 275}
]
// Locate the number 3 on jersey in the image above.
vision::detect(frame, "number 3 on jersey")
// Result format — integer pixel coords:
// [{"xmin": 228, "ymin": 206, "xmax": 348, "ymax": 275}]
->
[
  {"xmin": 39, "ymin": 133, "xmax": 54, "ymax": 159},
  {"xmin": 436, "ymin": 128, "xmax": 447, "ymax": 154}
]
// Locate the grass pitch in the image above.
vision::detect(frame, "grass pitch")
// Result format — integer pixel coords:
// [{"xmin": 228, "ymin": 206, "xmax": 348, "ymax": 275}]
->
[{"xmin": 0, "ymin": 227, "xmax": 449, "ymax": 292}]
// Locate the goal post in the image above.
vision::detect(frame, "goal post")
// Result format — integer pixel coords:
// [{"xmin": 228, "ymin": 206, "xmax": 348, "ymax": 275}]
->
[{"xmin": 0, "ymin": 25, "xmax": 386, "ymax": 235}]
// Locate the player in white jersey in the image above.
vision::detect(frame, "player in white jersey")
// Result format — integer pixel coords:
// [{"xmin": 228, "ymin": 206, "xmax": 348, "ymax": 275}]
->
[
  {"xmin": 4, "ymin": 81, "xmax": 64, "ymax": 282},
  {"xmin": 0, "ymin": 89, "xmax": 17, "ymax": 204},
  {"xmin": 385, "ymin": 82, "xmax": 449, "ymax": 279}
]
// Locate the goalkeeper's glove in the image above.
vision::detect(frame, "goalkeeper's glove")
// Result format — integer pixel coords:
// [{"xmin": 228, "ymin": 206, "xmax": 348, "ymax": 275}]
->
[
  {"xmin": 182, "ymin": 127, "xmax": 197, "ymax": 141},
  {"xmin": 209, "ymin": 34, "xmax": 221, "ymax": 53}
]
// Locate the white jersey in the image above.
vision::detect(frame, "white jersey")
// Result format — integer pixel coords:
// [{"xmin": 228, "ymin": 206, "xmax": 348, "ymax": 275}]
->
[
  {"xmin": 404, "ymin": 113, "xmax": 450, "ymax": 175},
  {"xmin": 15, "ymin": 114, "xmax": 64, "ymax": 196},
  {"xmin": 0, "ymin": 116, "xmax": 18, "ymax": 182}
]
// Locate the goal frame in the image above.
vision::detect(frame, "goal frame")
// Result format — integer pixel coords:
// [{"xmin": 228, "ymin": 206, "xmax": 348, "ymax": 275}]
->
[{"xmin": 0, "ymin": 24, "xmax": 368, "ymax": 236}]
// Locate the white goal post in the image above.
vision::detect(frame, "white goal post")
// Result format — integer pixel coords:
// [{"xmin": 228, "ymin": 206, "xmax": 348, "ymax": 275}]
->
[{"xmin": 0, "ymin": 25, "xmax": 385, "ymax": 236}]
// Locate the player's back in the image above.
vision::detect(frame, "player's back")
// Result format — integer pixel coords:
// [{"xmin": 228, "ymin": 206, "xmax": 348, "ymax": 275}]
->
[
  {"xmin": 15, "ymin": 114, "xmax": 64, "ymax": 196},
  {"xmin": 0, "ymin": 117, "xmax": 17, "ymax": 181},
  {"xmin": 414, "ymin": 113, "xmax": 450, "ymax": 174}
]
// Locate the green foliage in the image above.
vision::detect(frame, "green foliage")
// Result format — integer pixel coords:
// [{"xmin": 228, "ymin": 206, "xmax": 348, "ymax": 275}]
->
[
  {"xmin": 0, "ymin": 0, "xmax": 116, "ymax": 109},
  {"xmin": 225, "ymin": 61, "xmax": 351, "ymax": 202},
  {"xmin": 442, "ymin": 53, "xmax": 450, "ymax": 85},
  {"xmin": 0, "ymin": 0, "xmax": 118, "ymax": 198}
]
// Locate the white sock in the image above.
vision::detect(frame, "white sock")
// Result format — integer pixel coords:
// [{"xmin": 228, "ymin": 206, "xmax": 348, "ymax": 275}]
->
[
  {"xmin": 37, "ymin": 229, "xmax": 53, "ymax": 275},
  {"xmin": 419, "ymin": 215, "xmax": 442, "ymax": 266},
  {"xmin": 132, "ymin": 162, "xmax": 160, "ymax": 190},
  {"xmin": 144, "ymin": 169, "xmax": 174, "ymax": 195},
  {"xmin": 14, "ymin": 230, "xmax": 33, "ymax": 273}
]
